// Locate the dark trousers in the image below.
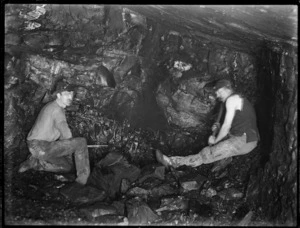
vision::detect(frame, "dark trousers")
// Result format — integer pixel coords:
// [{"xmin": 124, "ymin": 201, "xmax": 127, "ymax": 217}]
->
[{"xmin": 27, "ymin": 138, "xmax": 90, "ymax": 185}]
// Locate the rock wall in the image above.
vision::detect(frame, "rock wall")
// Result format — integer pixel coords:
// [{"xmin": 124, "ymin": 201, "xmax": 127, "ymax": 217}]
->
[{"xmin": 246, "ymin": 46, "xmax": 297, "ymax": 224}]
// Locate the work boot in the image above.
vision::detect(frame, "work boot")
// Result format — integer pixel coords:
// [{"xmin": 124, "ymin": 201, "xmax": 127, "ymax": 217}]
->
[
  {"xmin": 75, "ymin": 176, "xmax": 88, "ymax": 185},
  {"xmin": 155, "ymin": 150, "xmax": 173, "ymax": 168},
  {"xmin": 18, "ymin": 155, "xmax": 39, "ymax": 173},
  {"xmin": 75, "ymin": 168, "xmax": 90, "ymax": 185}
]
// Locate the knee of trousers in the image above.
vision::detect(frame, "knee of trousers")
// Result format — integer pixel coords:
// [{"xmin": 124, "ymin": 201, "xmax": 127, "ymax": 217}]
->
[
  {"xmin": 199, "ymin": 147, "xmax": 212, "ymax": 164},
  {"xmin": 76, "ymin": 137, "xmax": 87, "ymax": 147}
]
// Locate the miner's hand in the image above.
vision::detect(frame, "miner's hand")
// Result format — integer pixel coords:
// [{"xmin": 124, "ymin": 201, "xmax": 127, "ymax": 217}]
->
[
  {"xmin": 208, "ymin": 135, "xmax": 216, "ymax": 145},
  {"xmin": 211, "ymin": 122, "xmax": 220, "ymax": 133}
]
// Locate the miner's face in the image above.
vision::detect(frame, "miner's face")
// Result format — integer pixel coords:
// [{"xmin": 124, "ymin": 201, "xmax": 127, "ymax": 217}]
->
[
  {"xmin": 215, "ymin": 87, "xmax": 228, "ymax": 102},
  {"xmin": 57, "ymin": 91, "xmax": 74, "ymax": 107}
]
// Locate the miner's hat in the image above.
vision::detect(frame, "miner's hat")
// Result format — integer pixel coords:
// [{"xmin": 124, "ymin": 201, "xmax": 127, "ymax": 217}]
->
[
  {"xmin": 52, "ymin": 80, "xmax": 78, "ymax": 97},
  {"xmin": 213, "ymin": 79, "xmax": 232, "ymax": 91}
]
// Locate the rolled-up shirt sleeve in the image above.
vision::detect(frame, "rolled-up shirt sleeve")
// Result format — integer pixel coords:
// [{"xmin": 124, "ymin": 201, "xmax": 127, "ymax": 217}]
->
[{"xmin": 53, "ymin": 108, "xmax": 72, "ymax": 139}]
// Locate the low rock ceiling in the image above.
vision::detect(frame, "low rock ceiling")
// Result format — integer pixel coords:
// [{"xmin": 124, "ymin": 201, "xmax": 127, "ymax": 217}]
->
[{"xmin": 125, "ymin": 5, "xmax": 297, "ymax": 54}]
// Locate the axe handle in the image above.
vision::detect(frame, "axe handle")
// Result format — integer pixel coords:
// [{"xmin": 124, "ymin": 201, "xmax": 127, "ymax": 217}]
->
[
  {"xmin": 209, "ymin": 102, "xmax": 224, "ymax": 145},
  {"xmin": 87, "ymin": 145, "xmax": 108, "ymax": 148},
  {"xmin": 212, "ymin": 102, "xmax": 224, "ymax": 135}
]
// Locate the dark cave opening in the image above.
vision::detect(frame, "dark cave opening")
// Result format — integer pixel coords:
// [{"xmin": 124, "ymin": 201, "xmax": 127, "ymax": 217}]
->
[{"xmin": 255, "ymin": 47, "xmax": 280, "ymax": 167}]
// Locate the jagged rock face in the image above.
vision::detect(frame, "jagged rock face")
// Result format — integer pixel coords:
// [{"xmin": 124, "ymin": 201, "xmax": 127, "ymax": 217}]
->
[
  {"xmin": 155, "ymin": 41, "xmax": 259, "ymax": 129},
  {"xmin": 4, "ymin": 4, "xmax": 297, "ymax": 225},
  {"xmin": 126, "ymin": 5, "xmax": 297, "ymax": 54},
  {"xmin": 245, "ymin": 48, "xmax": 297, "ymax": 224}
]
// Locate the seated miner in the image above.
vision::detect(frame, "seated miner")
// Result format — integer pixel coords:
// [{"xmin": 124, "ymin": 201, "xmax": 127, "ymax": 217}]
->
[
  {"xmin": 18, "ymin": 82, "xmax": 90, "ymax": 185},
  {"xmin": 156, "ymin": 79, "xmax": 260, "ymax": 168}
]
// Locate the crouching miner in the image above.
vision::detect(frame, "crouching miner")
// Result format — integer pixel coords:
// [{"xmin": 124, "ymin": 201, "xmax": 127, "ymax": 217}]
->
[
  {"xmin": 156, "ymin": 79, "xmax": 260, "ymax": 169},
  {"xmin": 19, "ymin": 82, "xmax": 90, "ymax": 185}
]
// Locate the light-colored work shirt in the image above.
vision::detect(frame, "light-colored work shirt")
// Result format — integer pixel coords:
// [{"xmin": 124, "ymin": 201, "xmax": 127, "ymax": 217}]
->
[{"xmin": 27, "ymin": 100, "xmax": 72, "ymax": 141}]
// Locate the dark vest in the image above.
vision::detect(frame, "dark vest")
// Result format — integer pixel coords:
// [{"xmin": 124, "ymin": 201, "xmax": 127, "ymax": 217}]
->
[{"xmin": 228, "ymin": 94, "xmax": 260, "ymax": 143}]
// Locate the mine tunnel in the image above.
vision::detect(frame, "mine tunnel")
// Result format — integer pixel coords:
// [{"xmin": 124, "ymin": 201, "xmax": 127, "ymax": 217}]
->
[{"xmin": 4, "ymin": 4, "xmax": 297, "ymax": 226}]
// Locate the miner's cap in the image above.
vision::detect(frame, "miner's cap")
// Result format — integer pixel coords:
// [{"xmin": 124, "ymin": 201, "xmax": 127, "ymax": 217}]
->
[
  {"xmin": 213, "ymin": 79, "xmax": 232, "ymax": 91},
  {"xmin": 54, "ymin": 82, "xmax": 77, "ymax": 94}
]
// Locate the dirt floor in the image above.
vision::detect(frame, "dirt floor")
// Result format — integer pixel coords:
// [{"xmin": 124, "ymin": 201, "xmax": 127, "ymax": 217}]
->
[{"xmin": 4, "ymin": 149, "xmax": 275, "ymax": 226}]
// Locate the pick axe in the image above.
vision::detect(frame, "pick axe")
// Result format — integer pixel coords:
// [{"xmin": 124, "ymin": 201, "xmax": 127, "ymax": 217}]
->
[
  {"xmin": 209, "ymin": 102, "xmax": 224, "ymax": 146},
  {"xmin": 87, "ymin": 145, "xmax": 108, "ymax": 148}
]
